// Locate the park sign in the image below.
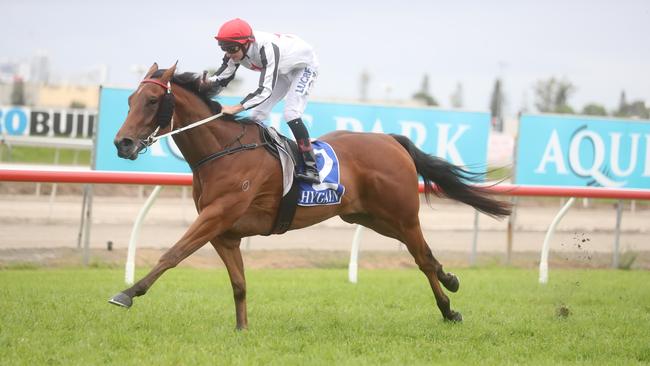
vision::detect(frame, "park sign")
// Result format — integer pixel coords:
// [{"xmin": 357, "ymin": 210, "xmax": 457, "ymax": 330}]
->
[
  {"xmin": 515, "ymin": 113, "xmax": 650, "ymax": 189},
  {"xmin": 95, "ymin": 87, "xmax": 491, "ymax": 175}
]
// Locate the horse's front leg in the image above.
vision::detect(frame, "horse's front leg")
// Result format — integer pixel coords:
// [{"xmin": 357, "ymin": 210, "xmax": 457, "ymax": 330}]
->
[
  {"xmin": 210, "ymin": 237, "xmax": 247, "ymax": 330},
  {"xmin": 109, "ymin": 197, "xmax": 245, "ymax": 308}
]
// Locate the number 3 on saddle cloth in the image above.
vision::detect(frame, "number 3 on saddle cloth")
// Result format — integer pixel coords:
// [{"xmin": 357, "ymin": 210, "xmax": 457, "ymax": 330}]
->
[{"xmin": 260, "ymin": 126, "xmax": 346, "ymax": 234}]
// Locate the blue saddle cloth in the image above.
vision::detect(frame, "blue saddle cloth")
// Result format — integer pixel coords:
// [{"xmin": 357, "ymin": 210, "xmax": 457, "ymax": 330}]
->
[{"xmin": 297, "ymin": 141, "xmax": 346, "ymax": 206}]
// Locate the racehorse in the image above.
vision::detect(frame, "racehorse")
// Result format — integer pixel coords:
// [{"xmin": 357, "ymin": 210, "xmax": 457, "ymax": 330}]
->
[{"xmin": 110, "ymin": 62, "xmax": 511, "ymax": 329}]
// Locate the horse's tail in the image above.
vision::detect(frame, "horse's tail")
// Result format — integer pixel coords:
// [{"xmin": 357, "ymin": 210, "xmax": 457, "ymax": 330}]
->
[{"xmin": 390, "ymin": 134, "xmax": 512, "ymax": 219}]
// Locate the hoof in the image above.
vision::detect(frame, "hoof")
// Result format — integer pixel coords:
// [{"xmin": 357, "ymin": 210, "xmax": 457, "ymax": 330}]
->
[
  {"xmin": 444, "ymin": 273, "xmax": 460, "ymax": 293},
  {"xmin": 108, "ymin": 292, "xmax": 132, "ymax": 308},
  {"xmin": 445, "ymin": 311, "xmax": 463, "ymax": 323}
]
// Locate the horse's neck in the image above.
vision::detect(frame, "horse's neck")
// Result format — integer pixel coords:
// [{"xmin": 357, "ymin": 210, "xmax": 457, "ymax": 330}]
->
[{"xmin": 171, "ymin": 89, "xmax": 242, "ymax": 166}]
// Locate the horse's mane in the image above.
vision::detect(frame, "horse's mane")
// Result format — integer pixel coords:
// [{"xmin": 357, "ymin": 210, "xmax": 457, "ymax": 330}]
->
[
  {"xmin": 150, "ymin": 69, "xmax": 220, "ymax": 113},
  {"xmin": 150, "ymin": 69, "xmax": 255, "ymax": 125}
]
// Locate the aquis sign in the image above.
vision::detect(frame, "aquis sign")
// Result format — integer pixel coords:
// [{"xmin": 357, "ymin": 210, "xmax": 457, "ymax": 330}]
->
[{"xmin": 515, "ymin": 114, "xmax": 650, "ymax": 189}]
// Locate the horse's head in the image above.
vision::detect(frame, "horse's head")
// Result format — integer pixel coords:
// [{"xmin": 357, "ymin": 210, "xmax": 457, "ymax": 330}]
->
[{"xmin": 114, "ymin": 62, "xmax": 177, "ymax": 160}]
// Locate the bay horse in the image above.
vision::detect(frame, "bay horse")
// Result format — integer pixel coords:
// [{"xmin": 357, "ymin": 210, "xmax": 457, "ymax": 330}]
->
[{"xmin": 110, "ymin": 62, "xmax": 511, "ymax": 329}]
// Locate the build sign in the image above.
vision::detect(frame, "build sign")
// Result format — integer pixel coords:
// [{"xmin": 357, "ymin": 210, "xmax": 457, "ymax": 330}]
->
[{"xmin": 0, "ymin": 105, "xmax": 96, "ymax": 138}]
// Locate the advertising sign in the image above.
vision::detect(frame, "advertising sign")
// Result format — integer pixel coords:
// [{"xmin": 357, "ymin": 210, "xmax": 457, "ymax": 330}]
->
[
  {"xmin": 95, "ymin": 87, "xmax": 492, "ymax": 175},
  {"xmin": 516, "ymin": 114, "xmax": 650, "ymax": 189},
  {"xmin": 0, "ymin": 105, "xmax": 96, "ymax": 138}
]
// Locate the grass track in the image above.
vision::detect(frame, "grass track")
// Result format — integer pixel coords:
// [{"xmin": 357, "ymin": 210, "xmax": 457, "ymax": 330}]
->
[
  {"xmin": 1, "ymin": 268, "xmax": 649, "ymax": 365},
  {"xmin": 0, "ymin": 145, "xmax": 91, "ymax": 165}
]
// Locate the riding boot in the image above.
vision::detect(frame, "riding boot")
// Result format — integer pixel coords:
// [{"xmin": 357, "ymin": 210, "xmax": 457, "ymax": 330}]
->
[
  {"xmin": 297, "ymin": 145, "xmax": 321, "ymax": 183},
  {"xmin": 287, "ymin": 118, "xmax": 321, "ymax": 184}
]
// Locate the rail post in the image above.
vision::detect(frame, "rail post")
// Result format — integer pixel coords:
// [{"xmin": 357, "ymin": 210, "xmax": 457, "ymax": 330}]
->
[
  {"xmin": 125, "ymin": 185, "xmax": 163, "ymax": 285},
  {"xmin": 539, "ymin": 197, "xmax": 576, "ymax": 284}
]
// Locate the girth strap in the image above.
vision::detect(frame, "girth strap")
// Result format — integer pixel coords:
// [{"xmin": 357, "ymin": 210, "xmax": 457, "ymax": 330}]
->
[
  {"xmin": 269, "ymin": 139, "xmax": 301, "ymax": 235},
  {"xmin": 191, "ymin": 143, "xmax": 263, "ymax": 171}
]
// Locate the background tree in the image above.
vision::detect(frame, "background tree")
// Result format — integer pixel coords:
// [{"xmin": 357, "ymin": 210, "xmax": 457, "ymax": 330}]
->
[
  {"xmin": 614, "ymin": 90, "xmax": 649, "ymax": 118},
  {"xmin": 412, "ymin": 74, "xmax": 438, "ymax": 106},
  {"xmin": 69, "ymin": 101, "xmax": 86, "ymax": 109},
  {"xmin": 581, "ymin": 103, "xmax": 607, "ymax": 116},
  {"xmin": 533, "ymin": 79, "xmax": 554, "ymax": 113},
  {"xmin": 10, "ymin": 76, "xmax": 26, "ymax": 106},
  {"xmin": 450, "ymin": 82, "xmax": 464, "ymax": 108},
  {"xmin": 489, "ymin": 78, "xmax": 504, "ymax": 131},
  {"xmin": 359, "ymin": 69, "xmax": 370, "ymax": 102},
  {"xmin": 553, "ymin": 80, "xmax": 575, "ymax": 114},
  {"xmin": 533, "ymin": 77, "xmax": 575, "ymax": 114},
  {"xmin": 519, "ymin": 91, "xmax": 530, "ymax": 114},
  {"xmin": 614, "ymin": 90, "xmax": 628, "ymax": 117},
  {"xmin": 626, "ymin": 101, "xmax": 649, "ymax": 119}
]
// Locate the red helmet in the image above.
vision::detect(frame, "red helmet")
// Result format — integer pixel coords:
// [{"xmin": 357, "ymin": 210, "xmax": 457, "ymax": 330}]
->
[{"xmin": 215, "ymin": 18, "xmax": 255, "ymax": 45}]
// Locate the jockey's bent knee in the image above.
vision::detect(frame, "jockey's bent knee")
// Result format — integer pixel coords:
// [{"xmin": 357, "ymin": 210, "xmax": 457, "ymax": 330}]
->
[
  {"xmin": 250, "ymin": 110, "xmax": 269, "ymax": 123},
  {"xmin": 283, "ymin": 110, "xmax": 303, "ymax": 123}
]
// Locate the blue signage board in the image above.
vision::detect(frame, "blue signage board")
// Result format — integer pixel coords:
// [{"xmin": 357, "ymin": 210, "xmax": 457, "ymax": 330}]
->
[
  {"xmin": 0, "ymin": 105, "xmax": 96, "ymax": 138},
  {"xmin": 95, "ymin": 87, "xmax": 191, "ymax": 173},
  {"xmin": 95, "ymin": 87, "xmax": 491, "ymax": 175},
  {"xmin": 516, "ymin": 114, "xmax": 650, "ymax": 188}
]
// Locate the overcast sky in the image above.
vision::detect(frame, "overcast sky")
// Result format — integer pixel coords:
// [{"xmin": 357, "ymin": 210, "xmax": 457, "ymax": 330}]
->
[{"xmin": 2, "ymin": 0, "xmax": 649, "ymax": 116}]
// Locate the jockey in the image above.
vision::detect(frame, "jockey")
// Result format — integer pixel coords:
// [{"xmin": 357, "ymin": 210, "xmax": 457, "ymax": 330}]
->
[{"xmin": 202, "ymin": 18, "xmax": 321, "ymax": 184}]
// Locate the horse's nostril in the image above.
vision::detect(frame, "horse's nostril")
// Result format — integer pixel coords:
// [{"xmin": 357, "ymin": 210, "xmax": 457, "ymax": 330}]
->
[
  {"xmin": 116, "ymin": 138, "xmax": 134, "ymax": 149},
  {"xmin": 115, "ymin": 137, "xmax": 138, "ymax": 159}
]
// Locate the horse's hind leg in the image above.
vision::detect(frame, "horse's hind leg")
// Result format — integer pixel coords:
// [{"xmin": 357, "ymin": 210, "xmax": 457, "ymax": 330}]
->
[
  {"xmin": 402, "ymin": 225, "xmax": 462, "ymax": 321},
  {"xmin": 210, "ymin": 237, "xmax": 247, "ymax": 330},
  {"xmin": 342, "ymin": 214, "xmax": 459, "ymax": 293},
  {"xmin": 344, "ymin": 214, "xmax": 461, "ymax": 322}
]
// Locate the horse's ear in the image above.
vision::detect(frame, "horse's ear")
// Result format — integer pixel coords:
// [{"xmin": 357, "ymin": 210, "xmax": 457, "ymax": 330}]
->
[
  {"xmin": 144, "ymin": 63, "xmax": 158, "ymax": 78},
  {"xmin": 161, "ymin": 61, "xmax": 177, "ymax": 82}
]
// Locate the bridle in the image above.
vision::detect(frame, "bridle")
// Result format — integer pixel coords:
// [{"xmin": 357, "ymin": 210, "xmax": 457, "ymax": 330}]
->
[
  {"xmin": 136, "ymin": 77, "xmax": 268, "ymax": 171},
  {"xmin": 139, "ymin": 78, "xmax": 223, "ymax": 147},
  {"xmin": 141, "ymin": 79, "xmax": 174, "ymax": 130}
]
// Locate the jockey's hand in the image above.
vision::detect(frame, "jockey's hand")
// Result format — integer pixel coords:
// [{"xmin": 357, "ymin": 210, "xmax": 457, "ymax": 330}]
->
[
  {"xmin": 197, "ymin": 79, "xmax": 214, "ymax": 93},
  {"xmin": 221, "ymin": 104, "xmax": 245, "ymax": 115},
  {"xmin": 197, "ymin": 72, "xmax": 222, "ymax": 94}
]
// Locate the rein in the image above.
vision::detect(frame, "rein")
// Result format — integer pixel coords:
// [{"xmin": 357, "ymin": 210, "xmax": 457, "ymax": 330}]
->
[
  {"xmin": 138, "ymin": 78, "xmax": 270, "ymax": 171},
  {"xmin": 144, "ymin": 112, "xmax": 224, "ymax": 146}
]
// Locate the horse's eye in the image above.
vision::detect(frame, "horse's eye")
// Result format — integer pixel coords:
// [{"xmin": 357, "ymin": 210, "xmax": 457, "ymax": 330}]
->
[{"xmin": 149, "ymin": 97, "xmax": 158, "ymax": 105}]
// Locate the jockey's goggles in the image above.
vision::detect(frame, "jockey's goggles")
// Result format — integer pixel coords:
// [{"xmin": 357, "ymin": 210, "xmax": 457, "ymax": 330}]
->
[{"xmin": 220, "ymin": 44, "xmax": 241, "ymax": 54}]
